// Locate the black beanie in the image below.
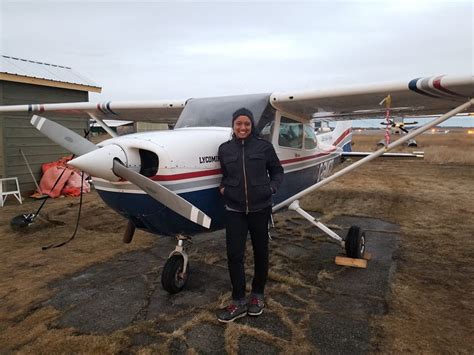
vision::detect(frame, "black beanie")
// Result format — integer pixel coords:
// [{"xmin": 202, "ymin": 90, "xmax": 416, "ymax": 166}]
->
[{"xmin": 232, "ymin": 107, "xmax": 255, "ymax": 127}]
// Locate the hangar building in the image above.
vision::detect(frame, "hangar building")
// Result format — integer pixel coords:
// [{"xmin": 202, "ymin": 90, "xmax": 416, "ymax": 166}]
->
[{"xmin": 0, "ymin": 55, "xmax": 101, "ymax": 195}]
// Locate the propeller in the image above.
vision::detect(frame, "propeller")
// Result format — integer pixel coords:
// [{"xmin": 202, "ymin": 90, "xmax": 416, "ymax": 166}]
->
[
  {"xmin": 380, "ymin": 120, "xmax": 409, "ymax": 133},
  {"xmin": 30, "ymin": 115, "xmax": 212, "ymax": 230},
  {"xmin": 111, "ymin": 159, "xmax": 211, "ymax": 229},
  {"xmin": 379, "ymin": 119, "xmax": 417, "ymax": 134},
  {"xmin": 399, "ymin": 125, "xmax": 409, "ymax": 134},
  {"xmin": 31, "ymin": 115, "xmax": 97, "ymax": 156}
]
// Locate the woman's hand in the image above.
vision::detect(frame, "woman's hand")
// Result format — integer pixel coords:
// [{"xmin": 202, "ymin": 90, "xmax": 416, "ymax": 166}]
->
[{"xmin": 219, "ymin": 187, "xmax": 225, "ymax": 195}]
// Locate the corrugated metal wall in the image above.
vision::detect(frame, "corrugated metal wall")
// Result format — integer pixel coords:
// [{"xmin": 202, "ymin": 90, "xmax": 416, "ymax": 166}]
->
[{"xmin": 0, "ymin": 81, "xmax": 89, "ymax": 194}]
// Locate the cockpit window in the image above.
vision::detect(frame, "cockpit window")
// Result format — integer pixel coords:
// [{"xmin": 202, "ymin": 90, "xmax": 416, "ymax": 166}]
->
[
  {"xmin": 259, "ymin": 121, "xmax": 274, "ymax": 142},
  {"xmin": 304, "ymin": 124, "xmax": 317, "ymax": 149},
  {"xmin": 278, "ymin": 116, "xmax": 303, "ymax": 149},
  {"xmin": 174, "ymin": 93, "xmax": 271, "ymax": 132}
]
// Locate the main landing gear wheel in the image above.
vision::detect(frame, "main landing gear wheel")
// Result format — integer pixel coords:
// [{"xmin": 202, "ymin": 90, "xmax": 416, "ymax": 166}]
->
[
  {"xmin": 161, "ymin": 255, "xmax": 190, "ymax": 294},
  {"xmin": 345, "ymin": 225, "xmax": 366, "ymax": 259}
]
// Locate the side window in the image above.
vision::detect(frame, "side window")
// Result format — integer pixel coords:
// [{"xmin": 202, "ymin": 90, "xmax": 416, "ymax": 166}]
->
[
  {"xmin": 259, "ymin": 121, "xmax": 274, "ymax": 142},
  {"xmin": 278, "ymin": 117, "xmax": 303, "ymax": 149},
  {"xmin": 304, "ymin": 124, "xmax": 317, "ymax": 149}
]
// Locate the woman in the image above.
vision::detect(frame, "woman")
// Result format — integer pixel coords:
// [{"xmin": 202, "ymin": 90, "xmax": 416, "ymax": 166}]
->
[{"xmin": 216, "ymin": 107, "xmax": 283, "ymax": 323}]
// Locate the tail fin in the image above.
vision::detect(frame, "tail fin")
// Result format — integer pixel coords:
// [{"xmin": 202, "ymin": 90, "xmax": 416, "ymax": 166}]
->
[{"xmin": 331, "ymin": 121, "xmax": 353, "ymax": 152}]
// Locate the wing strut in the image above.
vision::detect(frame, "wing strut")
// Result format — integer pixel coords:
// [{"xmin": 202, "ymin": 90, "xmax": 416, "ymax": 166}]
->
[
  {"xmin": 88, "ymin": 112, "xmax": 118, "ymax": 138},
  {"xmin": 273, "ymin": 98, "xmax": 474, "ymax": 212}
]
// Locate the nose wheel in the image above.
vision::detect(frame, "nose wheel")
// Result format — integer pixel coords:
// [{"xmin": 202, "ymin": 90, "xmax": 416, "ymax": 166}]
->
[{"xmin": 161, "ymin": 235, "xmax": 191, "ymax": 294}]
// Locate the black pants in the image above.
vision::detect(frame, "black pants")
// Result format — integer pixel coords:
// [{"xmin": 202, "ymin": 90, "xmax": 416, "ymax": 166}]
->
[{"xmin": 225, "ymin": 206, "xmax": 271, "ymax": 301}]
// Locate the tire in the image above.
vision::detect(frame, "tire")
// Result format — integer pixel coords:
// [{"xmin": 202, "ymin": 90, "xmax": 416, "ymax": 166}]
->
[
  {"xmin": 345, "ymin": 225, "xmax": 366, "ymax": 259},
  {"xmin": 161, "ymin": 255, "xmax": 190, "ymax": 294}
]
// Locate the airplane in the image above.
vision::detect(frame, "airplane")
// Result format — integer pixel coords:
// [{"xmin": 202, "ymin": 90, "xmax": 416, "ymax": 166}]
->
[
  {"xmin": 377, "ymin": 117, "xmax": 419, "ymax": 147},
  {"xmin": 0, "ymin": 74, "xmax": 472, "ymax": 293},
  {"xmin": 382, "ymin": 118, "xmax": 418, "ymax": 134}
]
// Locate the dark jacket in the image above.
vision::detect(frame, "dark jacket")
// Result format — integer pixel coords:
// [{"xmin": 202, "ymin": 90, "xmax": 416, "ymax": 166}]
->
[{"xmin": 218, "ymin": 135, "xmax": 284, "ymax": 212}]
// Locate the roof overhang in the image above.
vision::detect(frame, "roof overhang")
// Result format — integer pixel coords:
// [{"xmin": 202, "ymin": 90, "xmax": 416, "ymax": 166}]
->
[{"xmin": 0, "ymin": 72, "xmax": 102, "ymax": 93}]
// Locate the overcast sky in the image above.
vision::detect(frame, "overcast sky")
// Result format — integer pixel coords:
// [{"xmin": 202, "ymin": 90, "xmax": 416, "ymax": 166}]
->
[{"xmin": 1, "ymin": 0, "xmax": 473, "ymax": 126}]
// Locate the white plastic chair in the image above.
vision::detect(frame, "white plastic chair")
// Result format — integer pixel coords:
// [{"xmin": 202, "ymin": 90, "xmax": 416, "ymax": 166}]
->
[{"xmin": 0, "ymin": 177, "xmax": 22, "ymax": 207}]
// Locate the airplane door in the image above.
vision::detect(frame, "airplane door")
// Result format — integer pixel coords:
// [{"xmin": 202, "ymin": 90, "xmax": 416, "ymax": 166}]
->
[
  {"xmin": 271, "ymin": 112, "xmax": 321, "ymax": 199},
  {"xmin": 272, "ymin": 112, "xmax": 305, "ymax": 159}
]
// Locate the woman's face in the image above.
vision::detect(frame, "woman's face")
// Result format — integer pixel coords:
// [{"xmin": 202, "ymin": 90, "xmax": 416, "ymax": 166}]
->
[{"xmin": 233, "ymin": 115, "xmax": 252, "ymax": 139}]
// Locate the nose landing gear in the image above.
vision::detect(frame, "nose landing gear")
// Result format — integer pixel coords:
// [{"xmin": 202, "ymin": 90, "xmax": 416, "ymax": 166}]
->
[{"xmin": 161, "ymin": 235, "xmax": 192, "ymax": 294}]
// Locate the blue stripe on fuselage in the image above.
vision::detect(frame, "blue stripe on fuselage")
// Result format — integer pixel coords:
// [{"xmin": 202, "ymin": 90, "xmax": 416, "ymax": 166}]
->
[
  {"xmin": 96, "ymin": 155, "xmax": 340, "ymax": 236},
  {"xmin": 97, "ymin": 188, "xmax": 225, "ymax": 236}
]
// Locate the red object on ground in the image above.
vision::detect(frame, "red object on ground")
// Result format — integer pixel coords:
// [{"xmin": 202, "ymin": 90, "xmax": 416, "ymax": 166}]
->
[
  {"xmin": 34, "ymin": 156, "xmax": 90, "ymax": 198},
  {"xmin": 62, "ymin": 171, "xmax": 90, "ymax": 196}
]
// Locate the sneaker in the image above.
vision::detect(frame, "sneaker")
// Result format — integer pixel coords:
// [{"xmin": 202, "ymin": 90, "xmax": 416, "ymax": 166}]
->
[
  {"xmin": 216, "ymin": 302, "xmax": 248, "ymax": 323},
  {"xmin": 247, "ymin": 295, "xmax": 264, "ymax": 316}
]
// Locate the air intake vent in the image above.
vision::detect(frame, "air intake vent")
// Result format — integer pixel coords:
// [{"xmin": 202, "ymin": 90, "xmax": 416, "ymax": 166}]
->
[{"xmin": 139, "ymin": 149, "xmax": 159, "ymax": 177}]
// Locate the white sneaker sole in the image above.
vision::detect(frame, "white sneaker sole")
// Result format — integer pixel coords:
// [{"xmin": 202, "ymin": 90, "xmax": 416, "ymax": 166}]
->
[
  {"xmin": 247, "ymin": 309, "xmax": 263, "ymax": 316},
  {"xmin": 217, "ymin": 311, "xmax": 247, "ymax": 323}
]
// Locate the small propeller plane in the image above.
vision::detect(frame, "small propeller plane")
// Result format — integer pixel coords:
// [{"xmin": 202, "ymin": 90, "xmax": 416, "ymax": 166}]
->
[
  {"xmin": 377, "ymin": 117, "xmax": 420, "ymax": 147},
  {"xmin": 0, "ymin": 75, "xmax": 472, "ymax": 293}
]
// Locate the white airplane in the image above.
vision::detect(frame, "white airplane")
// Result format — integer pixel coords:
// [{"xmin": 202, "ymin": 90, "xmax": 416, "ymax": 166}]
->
[{"xmin": 1, "ymin": 75, "xmax": 472, "ymax": 293}]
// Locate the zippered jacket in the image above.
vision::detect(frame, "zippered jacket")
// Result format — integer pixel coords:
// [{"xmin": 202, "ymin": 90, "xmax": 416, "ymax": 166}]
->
[{"xmin": 218, "ymin": 135, "xmax": 284, "ymax": 212}]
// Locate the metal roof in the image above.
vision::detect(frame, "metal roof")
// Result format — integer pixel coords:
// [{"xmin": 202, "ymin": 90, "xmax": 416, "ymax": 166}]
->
[{"xmin": 0, "ymin": 55, "xmax": 101, "ymax": 91}]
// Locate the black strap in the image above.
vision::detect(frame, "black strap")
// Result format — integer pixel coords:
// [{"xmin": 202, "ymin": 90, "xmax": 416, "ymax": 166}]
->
[{"xmin": 42, "ymin": 171, "xmax": 84, "ymax": 250}]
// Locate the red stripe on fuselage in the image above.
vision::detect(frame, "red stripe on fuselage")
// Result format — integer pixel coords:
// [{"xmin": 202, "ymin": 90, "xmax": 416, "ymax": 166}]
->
[
  {"xmin": 151, "ymin": 168, "xmax": 222, "ymax": 181},
  {"xmin": 150, "ymin": 149, "xmax": 336, "ymax": 182},
  {"xmin": 333, "ymin": 128, "xmax": 352, "ymax": 146},
  {"xmin": 280, "ymin": 149, "xmax": 336, "ymax": 164}
]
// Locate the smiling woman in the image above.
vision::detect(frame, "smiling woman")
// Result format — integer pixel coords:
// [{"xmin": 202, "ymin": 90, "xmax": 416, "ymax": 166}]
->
[{"xmin": 216, "ymin": 107, "xmax": 284, "ymax": 323}]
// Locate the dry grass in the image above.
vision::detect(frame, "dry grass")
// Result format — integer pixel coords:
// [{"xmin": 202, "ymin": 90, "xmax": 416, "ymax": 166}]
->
[
  {"xmin": 353, "ymin": 130, "xmax": 474, "ymax": 164},
  {"xmin": 301, "ymin": 131, "xmax": 474, "ymax": 353},
  {"xmin": 0, "ymin": 131, "xmax": 472, "ymax": 353},
  {"xmin": 0, "ymin": 194, "xmax": 155, "ymax": 351}
]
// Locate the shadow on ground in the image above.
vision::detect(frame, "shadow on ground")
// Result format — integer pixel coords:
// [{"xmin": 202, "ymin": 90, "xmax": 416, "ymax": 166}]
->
[{"xmin": 44, "ymin": 212, "xmax": 399, "ymax": 353}]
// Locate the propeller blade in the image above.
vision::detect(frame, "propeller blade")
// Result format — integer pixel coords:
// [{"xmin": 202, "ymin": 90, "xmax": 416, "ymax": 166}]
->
[
  {"xmin": 112, "ymin": 160, "xmax": 211, "ymax": 229},
  {"xmin": 380, "ymin": 119, "xmax": 396, "ymax": 126},
  {"xmin": 401, "ymin": 126, "xmax": 409, "ymax": 133},
  {"xmin": 31, "ymin": 115, "xmax": 97, "ymax": 156}
]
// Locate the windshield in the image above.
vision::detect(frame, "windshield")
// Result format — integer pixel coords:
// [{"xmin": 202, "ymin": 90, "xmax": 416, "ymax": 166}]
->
[{"xmin": 175, "ymin": 93, "xmax": 271, "ymax": 132}]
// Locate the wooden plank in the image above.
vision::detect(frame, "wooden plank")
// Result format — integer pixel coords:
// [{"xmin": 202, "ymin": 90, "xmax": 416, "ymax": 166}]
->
[{"xmin": 335, "ymin": 256, "xmax": 368, "ymax": 269}]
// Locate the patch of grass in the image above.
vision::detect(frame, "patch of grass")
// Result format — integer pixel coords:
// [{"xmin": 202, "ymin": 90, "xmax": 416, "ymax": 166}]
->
[{"xmin": 0, "ymin": 131, "xmax": 472, "ymax": 353}]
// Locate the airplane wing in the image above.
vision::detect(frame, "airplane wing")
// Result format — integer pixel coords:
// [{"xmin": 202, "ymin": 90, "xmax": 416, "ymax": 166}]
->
[
  {"xmin": 271, "ymin": 75, "xmax": 473, "ymax": 120},
  {"xmin": 273, "ymin": 95, "xmax": 473, "ymax": 212},
  {"xmin": 0, "ymin": 100, "xmax": 186, "ymax": 124}
]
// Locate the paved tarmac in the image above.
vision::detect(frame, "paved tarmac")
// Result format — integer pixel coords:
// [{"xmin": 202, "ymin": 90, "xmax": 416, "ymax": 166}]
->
[{"xmin": 44, "ymin": 213, "xmax": 399, "ymax": 354}]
